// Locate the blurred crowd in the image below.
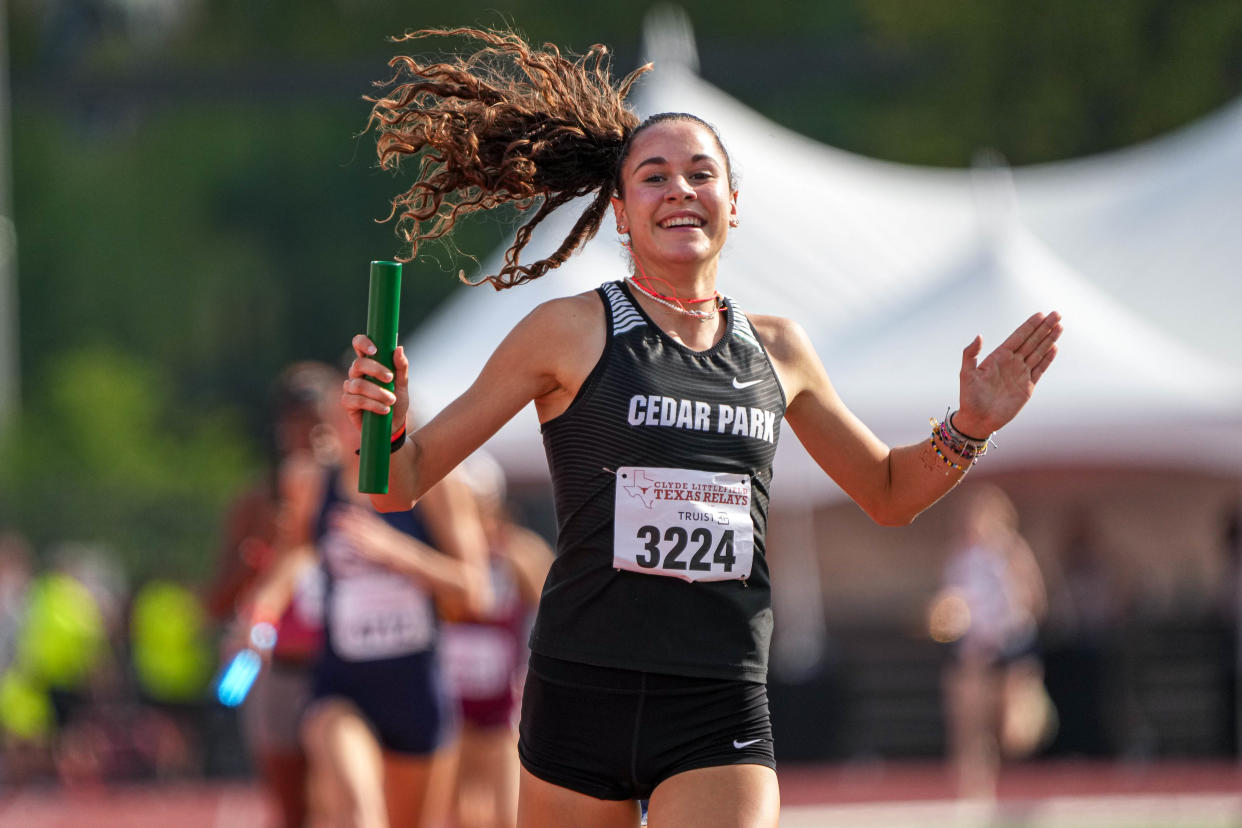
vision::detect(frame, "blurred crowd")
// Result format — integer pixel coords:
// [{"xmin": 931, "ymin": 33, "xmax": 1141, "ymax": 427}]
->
[{"xmin": 0, "ymin": 532, "xmax": 213, "ymax": 788}]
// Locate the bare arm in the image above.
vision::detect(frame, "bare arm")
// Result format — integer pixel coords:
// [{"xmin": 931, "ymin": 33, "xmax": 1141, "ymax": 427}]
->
[
  {"xmin": 754, "ymin": 311, "xmax": 1061, "ymax": 526},
  {"xmin": 1008, "ymin": 536, "xmax": 1049, "ymax": 622},
  {"xmin": 222, "ymin": 454, "xmax": 325, "ymax": 651},
  {"xmin": 241, "ymin": 544, "xmax": 315, "ymax": 633},
  {"xmin": 327, "ymin": 476, "xmax": 490, "ymax": 620},
  {"xmin": 497, "ymin": 523, "xmax": 555, "ymax": 608},
  {"xmin": 414, "ymin": 473, "xmax": 492, "ymax": 620},
  {"xmin": 341, "ymin": 293, "xmax": 604, "ymax": 512}
]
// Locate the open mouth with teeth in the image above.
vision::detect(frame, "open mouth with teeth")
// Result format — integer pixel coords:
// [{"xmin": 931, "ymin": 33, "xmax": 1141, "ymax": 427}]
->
[{"xmin": 659, "ymin": 216, "xmax": 705, "ymax": 229}]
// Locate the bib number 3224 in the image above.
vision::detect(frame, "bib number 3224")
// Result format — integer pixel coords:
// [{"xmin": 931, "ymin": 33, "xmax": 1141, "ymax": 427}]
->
[{"xmin": 613, "ymin": 466, "xmax": 754, "ymax": 582}]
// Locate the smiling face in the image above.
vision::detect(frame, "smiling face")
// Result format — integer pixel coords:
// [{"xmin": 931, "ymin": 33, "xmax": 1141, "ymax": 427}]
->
[{"xmin": 611, "ymin": 118, "xmax": 738, "ymax": 277}]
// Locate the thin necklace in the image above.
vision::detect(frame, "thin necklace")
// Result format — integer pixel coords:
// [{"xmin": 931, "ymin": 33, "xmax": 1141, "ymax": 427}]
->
[
  {"xmin": 622, "ymin": 242, "xmax": 723, "ymax": 322},
  {"xmin": 627, "ymin": 277, "xmax": 721, "ymax": 320}
]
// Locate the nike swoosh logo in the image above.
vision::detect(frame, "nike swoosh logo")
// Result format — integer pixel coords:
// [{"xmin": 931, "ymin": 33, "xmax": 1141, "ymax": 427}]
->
[
  {"xmin": 733, "ymin": 738, "xmax": 764, "ymax": 749},
  {"xmin": 732, "ymin": 378, "xmax": 762, "ymax": 390}
]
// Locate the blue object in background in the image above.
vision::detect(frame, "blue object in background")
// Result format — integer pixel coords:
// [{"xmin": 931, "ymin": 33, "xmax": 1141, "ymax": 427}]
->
[
  {"xmin": 215, "ymin": 648, "xmax": 262, "ymax": 707},
  {"xmin": 214, "ymin": 621, "xmax": 277, "ymax": 707}
]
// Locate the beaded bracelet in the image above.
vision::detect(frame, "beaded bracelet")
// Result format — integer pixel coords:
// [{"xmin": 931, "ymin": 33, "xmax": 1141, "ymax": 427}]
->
[
  {"xmin": 946, "ymin": 411, "xmax": 990, "ymax": 444},
  {"xmin": 932, "ymin": 419, "xmax": 987, "ymax": 462},
  {"xmin": 929, "ymin": 409, "xmax": 994, "ymax": 468},
  {"xmin": 929, "ymin": 436, "xmax": 969, "ymax": 473}
]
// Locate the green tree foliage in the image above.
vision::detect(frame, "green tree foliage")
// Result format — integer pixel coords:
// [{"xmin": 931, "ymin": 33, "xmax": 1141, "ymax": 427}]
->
[
  {"xmin": 0, "ymin": 346, "xmax": 253, "ymax": 580},
  {"xmin": 850, "ymin": 0, "xmax": 1242, "ymax": 164}
]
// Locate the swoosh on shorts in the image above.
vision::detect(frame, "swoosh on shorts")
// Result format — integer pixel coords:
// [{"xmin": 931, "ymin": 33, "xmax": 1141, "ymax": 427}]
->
[{"xmin": 732, "ymin": 738, "xmax": 764, "ymax": 749}]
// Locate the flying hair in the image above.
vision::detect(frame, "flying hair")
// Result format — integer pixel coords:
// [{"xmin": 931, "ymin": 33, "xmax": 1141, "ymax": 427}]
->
[{"xmin": 365, "ymin": 26, "xmax": 652, "ymax": 289}]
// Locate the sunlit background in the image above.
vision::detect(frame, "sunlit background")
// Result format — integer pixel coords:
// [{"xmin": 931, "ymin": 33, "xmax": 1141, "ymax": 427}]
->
[{"xmin": 1, "ymin": 1, "xmax": 1241, "ymax": 825}]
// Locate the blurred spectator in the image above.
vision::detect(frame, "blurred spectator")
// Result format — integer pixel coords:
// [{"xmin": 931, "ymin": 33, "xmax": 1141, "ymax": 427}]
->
[
  {"xmin": 2, "ymin": 544, "xmax": 151, "ymax": 788},
  {"xmin": 132, "ymin": 580, "xmax": 213, "ymax": 711},
  {"xmin": 0, "ymin": 531, "xmax": 55, "ymax": 786},
  {"xmin": 441, "ymin": 452, "xmax": 553, "ymax": 828},
  {"xmin": 1041, "ymin": 509, "xmax": 1130, "ymax": 758},
  {"xmin": 928, "ymin": 484, "xmax": 1053, "ymax": 800},
  {"xmin": 124, "ymin": 578, "xmax": 213, "ymax": 780},
  {"xmin": 0, "ymin": 533, "xmax": 33, "ymax": 675},
  {"xmin": 1215, "ymin": 500, "xmax": 1242, "ymax": 756},
  {"xmin": 16, "ymin": 557, "xmax": 110, "ymax": 725}
]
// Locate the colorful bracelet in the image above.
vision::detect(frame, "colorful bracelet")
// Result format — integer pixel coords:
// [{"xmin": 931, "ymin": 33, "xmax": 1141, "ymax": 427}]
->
[
  {"xmin": 933, "ymin": 419, "xmax": 987, "ymax": 461},
  {"xmin": 947, "ymin": 411, "xmax": 990, "ymax": 443},
  {"xmin": 929, "ymin": 409, "xmax": 994, "ymax": 468},
  {"xmin": 929, "ymin": 436, "xmax": 969, "ymax": 473}
]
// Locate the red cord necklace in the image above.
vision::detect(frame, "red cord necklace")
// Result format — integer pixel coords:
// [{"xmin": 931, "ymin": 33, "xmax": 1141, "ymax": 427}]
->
[{"xmin": 622, "ymin": 241, "xmax": 722, "ymax": 321}]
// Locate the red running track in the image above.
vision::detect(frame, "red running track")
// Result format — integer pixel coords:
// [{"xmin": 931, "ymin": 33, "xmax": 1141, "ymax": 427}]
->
[
  {"xmin": 3, "ymin": 760, "xmax": 1242, "ymax": 826},
  {"xmin": 778, "ymin": 759, "xmax": 1242, "ymax": 806}
]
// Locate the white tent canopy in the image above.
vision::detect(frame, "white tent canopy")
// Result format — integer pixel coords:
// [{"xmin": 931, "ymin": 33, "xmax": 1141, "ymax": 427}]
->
[
  {"xmin": 403, "ymin": 22, "xmax": 1242, "ymax": 502},
  {"xmin": 797, "ymin": 222, "xmax": 1242, "ymax": 488},
  {"xmin": 1013, "ymin": 96, "xmax": 1242, "ymax": 370}
]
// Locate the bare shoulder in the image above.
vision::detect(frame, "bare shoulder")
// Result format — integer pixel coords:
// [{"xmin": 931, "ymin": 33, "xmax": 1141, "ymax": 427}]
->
[
  {"xmin": 747, "ymin": 313, "xmax": 831, "ymax": 405},
  {"xmin": 483, "ymin": 289, "xmax": 605, "ymax": 420},
  {"xmin": 494, "ymin": 292, "xmax": 605, "ymax": 371},
  {"xmin": 748, "ymin": 313, "xmax": 814, "ymax": 363},
  {"xmin": 519, "ymin": 290, "xmax": 605, "ymax": 337},
  {"xmin": 506, "ymin": 523, "xmax": 554, "ymax": 560}
]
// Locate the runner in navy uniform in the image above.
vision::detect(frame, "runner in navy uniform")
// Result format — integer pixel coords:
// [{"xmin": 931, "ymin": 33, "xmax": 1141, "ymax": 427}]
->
[
  {"xmin": 298, "ymin": 375, "xmax": 491, "ymax": 828},
  {"xmin": 341, "ymin": 27, "xmax": 1062, "ymax": 828}
]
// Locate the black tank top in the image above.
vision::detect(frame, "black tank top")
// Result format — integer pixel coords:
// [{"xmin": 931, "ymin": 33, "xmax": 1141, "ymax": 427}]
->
[{"xmin": 531, "ymin": 281, "xmax": 786, "ymax": 682}]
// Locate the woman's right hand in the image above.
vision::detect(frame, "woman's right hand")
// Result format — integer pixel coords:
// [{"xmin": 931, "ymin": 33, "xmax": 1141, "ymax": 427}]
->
[{"xmin": 342, "ymin": 335, "xmax": 410, "ymax": 435}]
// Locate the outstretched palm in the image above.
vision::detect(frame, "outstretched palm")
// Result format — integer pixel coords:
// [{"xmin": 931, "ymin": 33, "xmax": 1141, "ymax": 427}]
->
[{"xmin": 956, "ymin": 311, "xmax": 1063, "ymax": 437}]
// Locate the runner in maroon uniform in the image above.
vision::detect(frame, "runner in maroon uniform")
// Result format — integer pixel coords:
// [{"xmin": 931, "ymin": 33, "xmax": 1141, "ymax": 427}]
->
[{"xmin": 442, "ymin": 452, "xmax": 552, "ymax": 828}]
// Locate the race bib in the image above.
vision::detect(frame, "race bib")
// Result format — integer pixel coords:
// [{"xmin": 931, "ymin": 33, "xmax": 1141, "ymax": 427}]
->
[
  {"xmin": 441, "ymin": 625, "xmax": 515, "ymax": 700},
  {"xmin": 331, "ymin": 574, "xmax": 435, "ymax": 661},
  {"xmin": 613, "ymin": 466, "xmax": 753, "ymax": 582}
]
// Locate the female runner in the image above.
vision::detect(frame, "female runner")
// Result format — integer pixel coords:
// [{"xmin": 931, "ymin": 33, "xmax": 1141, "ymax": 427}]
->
[
  {"xmin": 301, "ymin": 366, "xmax": 490, "ymax": 828},
  {"xmin": 342, "ymin": 27, "xmax": 1061, "ymax": 828}
]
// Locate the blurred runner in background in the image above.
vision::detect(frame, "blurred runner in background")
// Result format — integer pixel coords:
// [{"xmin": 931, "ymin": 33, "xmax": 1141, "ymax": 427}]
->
[
  {"xmin": 931, "ymin": 483, "xmax": 1053, "ymax": 800},
  {"xmin": 210, "ymin": 361, "xmax": 337, "ymax": 828},
  {"xmin": 298, "ymin": 368, "xmax": 490, "ymax": 828},
  {"xmin": 442, "ymin": 452, "xmax": 553, "ymax": 828}
]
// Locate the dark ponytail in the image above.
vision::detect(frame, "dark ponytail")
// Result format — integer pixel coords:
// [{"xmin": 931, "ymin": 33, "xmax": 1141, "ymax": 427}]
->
[{"xmin": 365, "ymin": 27, "xmax": 650, "ymax": 289}]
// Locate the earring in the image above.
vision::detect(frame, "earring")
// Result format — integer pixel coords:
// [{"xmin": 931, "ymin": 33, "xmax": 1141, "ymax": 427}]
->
[
  {"xmin": 617, "ymin": 225, "xmax": 628, "ymax": 234},
  {"xmin": 729, "ymin": 217, "xmax": 740, "ymax": 228}
]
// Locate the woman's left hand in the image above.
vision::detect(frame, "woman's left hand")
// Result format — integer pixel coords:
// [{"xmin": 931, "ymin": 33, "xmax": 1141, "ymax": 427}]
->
[{"xmin": 953, "ymin": 311, "xmax": 1063, "ymax": 438}]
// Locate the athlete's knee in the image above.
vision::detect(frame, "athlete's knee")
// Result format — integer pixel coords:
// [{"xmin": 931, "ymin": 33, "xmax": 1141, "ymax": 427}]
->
[{"xmin": 302, "ymin": 698, "xmax": 368, "ymax": 749}]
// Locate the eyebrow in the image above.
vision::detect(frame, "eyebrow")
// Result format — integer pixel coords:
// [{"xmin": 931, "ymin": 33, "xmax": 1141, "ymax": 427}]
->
[{"xmin": 633, "ymin": 154, "xmax": 720, "ymax": 172}]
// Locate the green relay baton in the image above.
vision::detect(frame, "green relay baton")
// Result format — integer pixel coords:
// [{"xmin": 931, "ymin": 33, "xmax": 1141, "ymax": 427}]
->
[{"xmin": 358, "ymin": 261, "xmax": 403, "ymax": 494}]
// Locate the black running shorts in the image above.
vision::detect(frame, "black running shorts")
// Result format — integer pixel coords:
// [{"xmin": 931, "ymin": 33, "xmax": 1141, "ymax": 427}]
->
[{"xmin": 517, "ymin": 653, "xmax": 775, "ymax": 801}]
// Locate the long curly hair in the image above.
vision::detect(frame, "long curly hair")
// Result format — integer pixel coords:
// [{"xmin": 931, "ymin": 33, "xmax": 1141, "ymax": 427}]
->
[{"xmin": 364, "ymin": 26, "xmax": 652, "ymax": 289}]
